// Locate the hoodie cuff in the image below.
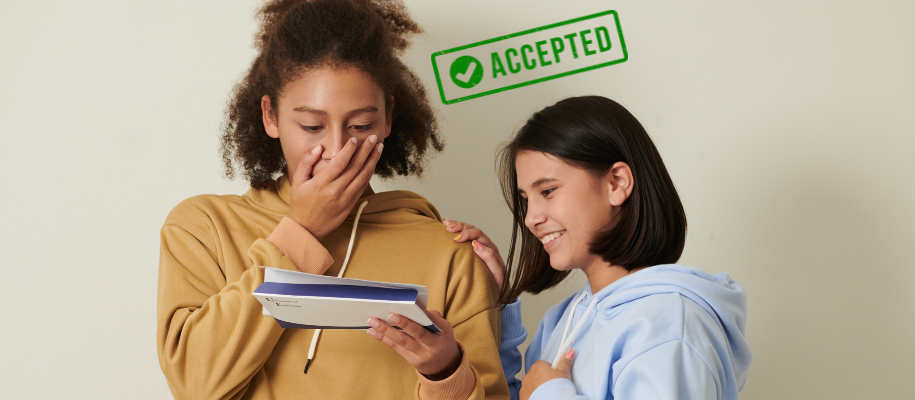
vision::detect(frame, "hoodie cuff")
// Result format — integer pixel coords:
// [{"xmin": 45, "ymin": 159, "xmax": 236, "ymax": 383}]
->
[
  {"xmin": 501, "ymin": 298, "xmax": 526, "ymax": 341},
  {"xmin": 266, "ymin": 217, "xmax": 334, "ymax": 275},
  {"xmin": 416, "ymin": 341, "xmax": 476, "ymax": 400}
]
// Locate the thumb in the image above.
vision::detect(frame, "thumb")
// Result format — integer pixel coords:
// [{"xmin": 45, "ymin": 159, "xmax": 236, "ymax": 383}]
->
[
  {"xmin": 554, "ymin": 348, "xmax": 574, "ymax": 376},
  {"xmin": 291, "ymin": 145, "xmax": 323, "ymax": 187}
]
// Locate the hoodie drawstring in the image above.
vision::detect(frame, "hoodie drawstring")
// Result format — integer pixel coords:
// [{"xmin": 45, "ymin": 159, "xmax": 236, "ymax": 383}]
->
[
  {"xmin": 552, "ymin": 292, "xmax": 598, "ymax": 369},
  {"xmin": 303, "ymin": 200, "xmax": 369, "ymax": 374}
]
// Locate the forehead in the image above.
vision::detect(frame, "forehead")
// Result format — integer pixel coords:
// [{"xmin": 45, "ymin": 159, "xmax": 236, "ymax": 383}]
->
[
  {"xmin": 516, "ymin": 151, "xmax": 579, "ymax": 187},
  {"xmin": 278, "ymin": 67, "xmax": 385, "ymax": 112}
]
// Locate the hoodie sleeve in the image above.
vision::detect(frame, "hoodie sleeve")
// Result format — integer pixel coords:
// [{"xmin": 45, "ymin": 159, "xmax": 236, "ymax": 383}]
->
[
  {"xmin": 499, "ymin": 299, "xmax": 527, "ymax": 400},
  {"xmin": 612, "ymin": 340, "xmax": 718, "ymax": 400},
  {"xmin": 157, "ymin": 209, "xmax": 334, "ymax": 399}
]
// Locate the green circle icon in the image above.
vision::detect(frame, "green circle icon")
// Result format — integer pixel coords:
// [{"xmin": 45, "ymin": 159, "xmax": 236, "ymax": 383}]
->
[{"xmin": 449, "ymin": 55, "xmax": 483, "ymax": 89}]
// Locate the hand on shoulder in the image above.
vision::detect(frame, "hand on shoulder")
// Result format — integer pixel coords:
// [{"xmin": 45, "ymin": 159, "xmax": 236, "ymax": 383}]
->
[{"xmin": 443, "ymin": 218, "xmax": 516, "ymax": 303}]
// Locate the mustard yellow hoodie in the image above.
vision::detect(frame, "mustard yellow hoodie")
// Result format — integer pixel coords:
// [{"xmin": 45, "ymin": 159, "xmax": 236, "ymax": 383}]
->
[{"xmin": 157, "ymin": 176, "xmax": 509, "ymax": 400}]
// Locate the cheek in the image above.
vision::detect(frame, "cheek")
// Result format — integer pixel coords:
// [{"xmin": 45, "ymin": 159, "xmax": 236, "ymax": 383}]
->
[
  {"xmin": 278, "ymin": 124, "xmax": 320, "ymax": 153},
  {"xmin": 560, "ymin": 200, "xmax": 600, "ymax": 251}
]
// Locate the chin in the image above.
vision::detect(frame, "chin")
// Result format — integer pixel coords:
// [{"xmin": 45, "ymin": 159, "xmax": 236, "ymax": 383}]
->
[
  {"xmin": 547, "ymin": 255, "xmax": 573, "ymax": 272},
  {"xmin": 547, "ymin": 252, "xmax": 585, "ymax": 272}
]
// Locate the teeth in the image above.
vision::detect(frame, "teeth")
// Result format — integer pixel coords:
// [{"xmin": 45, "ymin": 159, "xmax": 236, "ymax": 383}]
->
[{"xmin": 540, "ymin": 231, "xmax": 565, "ymax": 245}]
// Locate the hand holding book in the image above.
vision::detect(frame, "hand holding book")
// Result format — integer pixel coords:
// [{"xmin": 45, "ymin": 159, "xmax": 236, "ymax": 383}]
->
[{"xmin": 366, "ymin": 304, "xmax": 463, "ymax": 381}]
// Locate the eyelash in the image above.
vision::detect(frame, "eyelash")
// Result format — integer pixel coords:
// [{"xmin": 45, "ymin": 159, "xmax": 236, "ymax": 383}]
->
[
  {"xmin": 299, "ymin": 124, "xmax": 373, "ymax": 132},
  {"xmin": 520, "ymin": 188, "xmax": 555, "ymax": 204}
]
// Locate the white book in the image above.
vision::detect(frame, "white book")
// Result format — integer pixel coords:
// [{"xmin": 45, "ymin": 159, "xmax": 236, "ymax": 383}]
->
[{"xmin": 254, "ymin": 267, "xmax": 441, "ymax": 332}]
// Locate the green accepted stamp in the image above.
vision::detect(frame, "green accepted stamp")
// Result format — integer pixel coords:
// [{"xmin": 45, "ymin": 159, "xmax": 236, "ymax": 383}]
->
[
  {"xmin": 431, "ymin": 10, "xmax": 628, "ymax": 104},
  {"xmin": 449, "ymin": 56, "xmax": 484, "ymax": 89}
]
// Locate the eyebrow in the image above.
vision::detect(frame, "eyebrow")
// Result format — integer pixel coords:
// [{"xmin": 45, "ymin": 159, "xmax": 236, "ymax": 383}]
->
[
  {"xmin": 519, "ymin": 177, "xmax": 558, "ymax": 193},
  {"xmin": 292, "ymin": 106, "xmax": 379, "ymax": 118}
]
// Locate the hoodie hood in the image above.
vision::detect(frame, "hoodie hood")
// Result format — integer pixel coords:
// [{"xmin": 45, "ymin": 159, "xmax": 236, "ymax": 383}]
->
[
  {"xmin": 245, "ymin": 175, "xmax": 442, "ymax": 225},
  {"xmin": 590, "ymin": 264, "xmax": 752, "ymax": 391}
]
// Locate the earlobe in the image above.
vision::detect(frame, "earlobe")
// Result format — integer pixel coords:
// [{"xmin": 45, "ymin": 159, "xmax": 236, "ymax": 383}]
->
[{"xmin": 261, "ymin": 95, "xmax": 280, "ymax": 139}]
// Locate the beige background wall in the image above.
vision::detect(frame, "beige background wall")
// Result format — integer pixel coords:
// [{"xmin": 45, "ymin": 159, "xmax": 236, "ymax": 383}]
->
[{"xmin": 1, "ymin": 0, "xmax": 913, "ymax": 398}]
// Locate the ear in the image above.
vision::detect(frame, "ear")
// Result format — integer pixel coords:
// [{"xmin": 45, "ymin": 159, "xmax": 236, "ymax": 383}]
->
[
  {"xmin": 604, "ymin": 162, "xmax": 634, "ymax": 206},
  {"xmin": 261, "ymin": 95, "xmax": 280, "ymax": 139},
  {"xmin": 382, "ymin": 95, "xmax": 394, "ymax": 140}
]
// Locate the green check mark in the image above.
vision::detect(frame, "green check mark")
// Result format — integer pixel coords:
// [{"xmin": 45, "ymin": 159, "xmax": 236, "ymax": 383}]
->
[{"xmin": 449, "ymin": 55, "xmax": 483, "ymax": 89}]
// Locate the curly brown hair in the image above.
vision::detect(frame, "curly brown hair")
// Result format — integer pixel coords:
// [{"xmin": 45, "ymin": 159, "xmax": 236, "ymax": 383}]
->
[{"xmin": 220, "ymin": 0, "xmax": 443, "ymax": 189}]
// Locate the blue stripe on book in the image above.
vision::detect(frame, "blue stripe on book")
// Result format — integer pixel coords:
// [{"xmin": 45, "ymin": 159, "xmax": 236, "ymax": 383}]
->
[
  {"xmin": 255, "ymin": 282, "xmax": 418, "ymax": 302},
  {"xmin": 274, "ymin": 318, "xmax": 442, "ymax": 333}
]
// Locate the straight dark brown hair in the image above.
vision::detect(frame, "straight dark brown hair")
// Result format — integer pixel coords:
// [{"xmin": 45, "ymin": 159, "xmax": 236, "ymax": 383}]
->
[{"xmin": 497, "ymin": 95, "xmax": 687, "ymax": 301}]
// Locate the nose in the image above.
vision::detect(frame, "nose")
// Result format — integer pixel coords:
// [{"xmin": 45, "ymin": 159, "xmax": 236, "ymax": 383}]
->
[
  {"xmin": 524, "ymin": 201, "xmax": 546, "ymax": 232},
  {"xmin": 322, "ymin": 125, "xmax": 349, "ymax": 159}
]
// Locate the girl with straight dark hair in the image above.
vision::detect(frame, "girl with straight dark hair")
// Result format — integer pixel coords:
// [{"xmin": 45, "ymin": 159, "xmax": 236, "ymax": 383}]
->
[{"xmin": 445, "ymin": 96, "xmax": 752, "ymax": 399}]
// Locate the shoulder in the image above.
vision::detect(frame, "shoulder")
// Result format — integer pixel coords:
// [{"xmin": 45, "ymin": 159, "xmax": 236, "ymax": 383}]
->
[
  {"xmin": 609, "ymin": 295, "xmax": 725, "ymax": 393},
  {"xmin": 606, "ymin": 293, "xmax": 718, "ymax": 352},
  {"xmin": 162, "ymin": 193, "xmax": 249, "ymax": 234},
  {"xmin": 620, "ymin": 293, "xmax": 728, "ymax": 341},
  {"xmin": 608, "ymin": 293, "xmax": 728, "ymax": 368},
  {"xmin": 621, "ymin": 291, "xmax": 729, "ymax": 348}
]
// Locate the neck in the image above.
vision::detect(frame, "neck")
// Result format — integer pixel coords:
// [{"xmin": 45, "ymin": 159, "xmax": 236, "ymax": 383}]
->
[{"xmin": 581, "ymin": 256, "xmax": 645, "ymax": 294}]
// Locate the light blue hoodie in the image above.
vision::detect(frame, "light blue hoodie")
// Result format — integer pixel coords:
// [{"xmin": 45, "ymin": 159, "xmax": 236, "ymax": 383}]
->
[{"xmin": 499, "ymin": 264, "xmax": 752, "ymax": 400}]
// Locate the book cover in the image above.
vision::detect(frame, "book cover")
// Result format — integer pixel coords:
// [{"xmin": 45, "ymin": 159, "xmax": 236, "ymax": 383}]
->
[{"xmin": 254, "ymin": 267, "xmax": 442, "ymax": 332}]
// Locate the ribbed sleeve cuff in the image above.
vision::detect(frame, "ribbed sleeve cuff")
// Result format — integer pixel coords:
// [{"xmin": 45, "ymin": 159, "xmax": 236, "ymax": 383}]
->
[
  {"xmin": 501, "ymin": 298, "xmax": 525, "ymax": 340},
  {"xmin": 266, "ymin": 217, "xmax": 334, "ymax": 274},
  {"xmin": 416, "ymin": 341, "xmax": 476, "ymax": 400}
]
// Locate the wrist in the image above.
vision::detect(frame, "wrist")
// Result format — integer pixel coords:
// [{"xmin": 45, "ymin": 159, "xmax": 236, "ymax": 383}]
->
[
  {"xmin": 422, "ymin": 342, "xmax": 463, "ymax": 381},
  {"xmin": 287, "ymin": 213, "xmax": 327, "ymax": 241}
]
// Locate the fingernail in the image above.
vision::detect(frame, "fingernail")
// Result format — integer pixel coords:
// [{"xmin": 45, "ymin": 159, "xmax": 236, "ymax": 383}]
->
[
  {"xmin": 454, "ymin": 235, "xmax": 462, "ymax": 241},
  {"xmin": 389, "ymin": 314, "xmax": 401, "ymax": 324},
  {"xmin": 368, "ymin": 318, "xmax": 379, "ymax": 328},
  {"xmin": 369, "ymin": 135, "xmax": 377, "ymax": 144},
  {"xmin": 449, "ymin": 225, "xmax": 455, "ymax": 229},
  {"xmin": 311, "ymin": 145, "xmax": 321, "ymax": 154},
  {"xmin": 377, "ymin": 143, "xmax": 384, "ymax": 153},
  {"xmin": 350, "ymin": 137, "xmax": 357, "ymax": 144},
  {"xmin": 367, "ymin": 328, "xmax": 376, "ymax": 336},
  {"xmin": 565, "ymin": 349, "xmax": 575, "ymax": 360}
]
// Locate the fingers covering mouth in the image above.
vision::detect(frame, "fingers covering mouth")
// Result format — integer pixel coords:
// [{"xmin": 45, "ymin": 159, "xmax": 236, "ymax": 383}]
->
[{"xmin": 540, "ymin": 231, "xmax": 565, "ymax": 245}]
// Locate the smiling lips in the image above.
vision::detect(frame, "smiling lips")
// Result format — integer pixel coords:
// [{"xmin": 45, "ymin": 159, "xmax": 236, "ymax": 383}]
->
[{"xmin": 540, "ymin": 231, "xmax": 565, "ymax": 246}]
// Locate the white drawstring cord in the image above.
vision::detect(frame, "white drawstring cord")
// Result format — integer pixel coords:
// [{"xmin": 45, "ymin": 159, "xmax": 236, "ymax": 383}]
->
[
  {"xmin": 551, "ymin": 292, "xmax": 598, "ymax": 369},
  {"xmin": 556, "ymin": 293, "xmax": 585, "ymax": 356},
  {"xmin": 303, "ymin": 201, "xmax": 369, "ymax": 374}
]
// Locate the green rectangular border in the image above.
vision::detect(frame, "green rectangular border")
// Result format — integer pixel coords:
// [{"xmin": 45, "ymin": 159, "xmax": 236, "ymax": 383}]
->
[{"xmin": 431, "ymin": 10, "xmax": 628, "ymax": 105}]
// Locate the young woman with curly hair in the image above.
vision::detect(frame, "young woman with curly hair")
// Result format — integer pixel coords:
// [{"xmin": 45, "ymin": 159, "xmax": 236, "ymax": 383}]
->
[{"xmin": 156, "ymin": 1, "xmax": 508, "ymax": 399}]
